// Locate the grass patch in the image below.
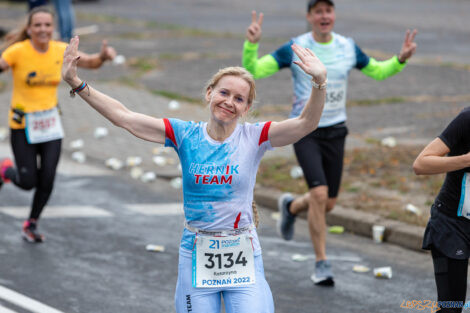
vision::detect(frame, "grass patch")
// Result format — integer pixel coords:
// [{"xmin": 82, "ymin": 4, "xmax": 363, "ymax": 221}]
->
[
  {"xmin": 150, "ymin": 90, "xmax": 203, "ymax": 104},
  {"xmin": 116, "ymin": 76, "xmax": 142, "ymax": 88},
  {"xmin": 347, "ymin": 97, "xmax": 406, "ymax": 107},
  {"xmin": 258, "ymin": 157, "xmax": 308, "ymax": 194},
  {"xmin": 127, "ymin": 56, "xmax": 159, "ymax": 73},
  {"xmin": 257, "ymin": 144, "xmax": 445, "ymax": 227},
  {"xmin": 77, "ymin": 12, "xmax": 240, "ymax": 39}
]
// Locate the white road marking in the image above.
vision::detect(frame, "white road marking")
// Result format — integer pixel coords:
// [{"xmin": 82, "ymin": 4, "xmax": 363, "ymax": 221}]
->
[
  {"xmin": 0, "ymin": 305, "xmax": 18, "ymax": 313},
  {"xmin": 0, "ymin": 286, "xmax": 65, "ymax": 313},
  {"xmin": 126, "ymin": 203, "xmax": 183, "ymax": 216},
  {"xmin": 0, "ymin": 206, "xmax": 113, "ymax": 219}
]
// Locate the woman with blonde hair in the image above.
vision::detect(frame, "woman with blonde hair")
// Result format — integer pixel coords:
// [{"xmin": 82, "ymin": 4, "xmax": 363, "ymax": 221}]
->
[
  {"xmin": 62, "ymin": 35, "xmax": 326, "ymax": 312},
  {"xmin": 0, "ymin": 6, "xmax": 116, "ymax": 243}
]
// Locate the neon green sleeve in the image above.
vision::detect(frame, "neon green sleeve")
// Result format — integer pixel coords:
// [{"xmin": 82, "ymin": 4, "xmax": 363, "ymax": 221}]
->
[
  {"xmin": 360, "ymin": 56, "xmax": 407, "ymax": 81},
  {"xmin": 242, "ymin": 40, "xmax": 280, "ymax": 80}
]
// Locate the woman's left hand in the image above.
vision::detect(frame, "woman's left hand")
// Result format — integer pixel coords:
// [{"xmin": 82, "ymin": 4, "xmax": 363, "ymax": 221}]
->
[
  {"xmin": 98, "ymin": 40, "xmax": 117, "ymax": 62},
  {"xmin": 292, "ymin": 43, "xmax": 327, "ymax": 84},
  {"xmin": 62, "ymin": 36, "xmax": 81, "ymax": 86}
]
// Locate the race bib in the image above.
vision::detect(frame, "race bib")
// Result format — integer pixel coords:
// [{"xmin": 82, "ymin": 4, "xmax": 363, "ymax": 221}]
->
[
  {"xmin": 25, "ymin": 107, "xmax": 64, "ymax": 144},
  {"xmin": 458, "ymin": 172, "xmax": 470, "ymax": 220},
  {"xmin": 325, "ymin": 80, "xmax": 346, "ymax": 111},
  {"xmin": 192, "ymin": 234, "xmax": 255, "ymax": 288}
]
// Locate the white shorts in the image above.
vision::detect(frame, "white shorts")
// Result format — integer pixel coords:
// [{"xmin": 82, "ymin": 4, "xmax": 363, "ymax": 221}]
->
[{"xmin": 175, "ymin": 248, "xmax": 274, "ymax": 313}]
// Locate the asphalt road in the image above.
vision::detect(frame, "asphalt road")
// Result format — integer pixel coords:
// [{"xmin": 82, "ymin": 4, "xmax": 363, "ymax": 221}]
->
[{"xmin": 0, "ymin": 143, "xmax": 456, "ymax": 313}]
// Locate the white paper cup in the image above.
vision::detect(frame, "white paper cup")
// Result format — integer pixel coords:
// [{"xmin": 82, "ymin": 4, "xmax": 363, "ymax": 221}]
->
[
  {"xmin": 372, "ymin": 225, "xmax": 385, "ymax": 243},
  {"xmin": 373, "ymin": 266, "xmax": 392, "ymax": 279}
]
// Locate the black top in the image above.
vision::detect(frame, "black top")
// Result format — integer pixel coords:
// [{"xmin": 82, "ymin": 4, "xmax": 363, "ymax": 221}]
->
[{"xmin": 435, "ymin": 107, "xmax": 470, "ymax": 216}]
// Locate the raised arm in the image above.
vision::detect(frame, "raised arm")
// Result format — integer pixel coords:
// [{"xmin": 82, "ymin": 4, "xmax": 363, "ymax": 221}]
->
[
  {"xmin": 242, "ymin": 11, "xmax": 280, "ymax": 79},
  {"xmin": 76, "ymin": 39, "xmax": 117, "ymax": 69},
  {"xmin": 413, "ymin": 138, "xmax": 470, "ymax": 175},
  {"xmin": 63, "ymin": 36, "xmax": 166, "ymax": 144},
  {"xmin": 361, "ymin": 29, "xmax": 417, "ymax": 81},
  {"xmin": 268, "ymin": 44, "xmax": 326, "ymax": 147}
]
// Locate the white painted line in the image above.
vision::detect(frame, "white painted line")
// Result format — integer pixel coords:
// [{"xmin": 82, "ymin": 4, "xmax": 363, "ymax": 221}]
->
[
  {"xmin": 0, "ymin": 285, "xmax": 65, "ymax": 313},
  {"xmin": 0, "ymin": 305, "xmax": 18, "ymax": 313},
  {"xmin": 0, "ymin": 206, "xmax": 113, "ymax": 219},
  {"xmin": 126, "ymin": 203, "xmax": 183, "ymax": 216}
]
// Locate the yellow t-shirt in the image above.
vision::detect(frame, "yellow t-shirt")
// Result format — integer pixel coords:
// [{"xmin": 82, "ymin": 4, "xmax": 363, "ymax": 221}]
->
[{"xmin": 2, "ymin": 39, "xmax": 68, "ymax": 129}]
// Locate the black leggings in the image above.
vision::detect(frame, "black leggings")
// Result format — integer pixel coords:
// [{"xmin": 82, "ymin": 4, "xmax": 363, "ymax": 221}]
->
[
  {"xmin": 431, "ymin": 248, "xmax": 469, "ymax": 313},
  {"xmin": 5, "ymin": 129, "xmax": 61, "ymax": 220}
]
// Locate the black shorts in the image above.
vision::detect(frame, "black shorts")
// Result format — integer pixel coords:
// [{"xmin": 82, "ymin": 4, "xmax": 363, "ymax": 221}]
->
[
  {"xmin": 422, "ymin": 200, "xmax": 470, "ymax": 260},
  {"xmin": 293, "ymin": 123, "xmax": 348, "ymax": 198}
]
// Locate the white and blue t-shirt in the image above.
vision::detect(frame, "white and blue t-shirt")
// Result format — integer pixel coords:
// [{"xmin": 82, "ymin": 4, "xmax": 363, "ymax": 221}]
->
[
  {"xmin": 271, "ymin": 32, "xmax": 370, "ymax": 127},
  {"xmin": 164, "ymin": 118, "xmax": 272, "ymax": 254}
]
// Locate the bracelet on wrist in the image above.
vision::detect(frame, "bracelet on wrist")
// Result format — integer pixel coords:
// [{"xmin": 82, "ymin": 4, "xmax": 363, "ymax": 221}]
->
[
  {"xmin": 70, "ymin": 81, "xmax": 88, "ymax": 98},
  {"xmin": 311, "ymin": 78, "xmax": 327, "ymax": 90}
]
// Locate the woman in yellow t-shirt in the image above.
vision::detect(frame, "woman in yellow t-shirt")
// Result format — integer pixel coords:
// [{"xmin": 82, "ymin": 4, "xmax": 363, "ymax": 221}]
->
[{"xmin": 0, "ymin": 6, "xmax": 116, "ymax": 243}]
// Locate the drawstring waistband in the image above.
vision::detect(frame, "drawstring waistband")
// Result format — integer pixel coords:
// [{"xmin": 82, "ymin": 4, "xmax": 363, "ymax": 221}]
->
[{"xmin": 184, "ymin": 221, "xmax": 254, "ymax": 237}]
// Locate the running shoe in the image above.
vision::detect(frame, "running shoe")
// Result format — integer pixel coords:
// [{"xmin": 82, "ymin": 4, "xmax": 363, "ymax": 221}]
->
[
  {"xmin": 22, "ymin": 219, "xmax": 44, "ymax": 243},
  {"xmin": 277, "ymin": 193, "xmax": 296, "ymax": 241},
  {"xmin": 311, "ymin": 260, "xmax": 334, "ymax": 286},
  {"xmin": 0, "ymin": 158, "xmax": 13, "ymax": 183}
]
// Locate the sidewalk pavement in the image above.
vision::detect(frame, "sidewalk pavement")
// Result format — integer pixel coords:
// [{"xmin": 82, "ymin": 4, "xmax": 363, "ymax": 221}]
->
[{"xmin": 0, "ymin": 80, "xmax": 426, "ymax": 253}]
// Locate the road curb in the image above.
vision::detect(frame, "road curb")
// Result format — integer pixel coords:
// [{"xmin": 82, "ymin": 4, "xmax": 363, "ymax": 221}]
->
[{"xmin": 254, "ymin": 186, "xmax": 426, "ymax": 252}]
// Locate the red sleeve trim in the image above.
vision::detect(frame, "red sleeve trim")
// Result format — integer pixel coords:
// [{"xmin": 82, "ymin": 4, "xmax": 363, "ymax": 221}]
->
[
  {"xmin": 258, "ymin": 121, "xmax": 272, "ymax": 146},
  {"xmin": 163, "ymin": 118, "xmax": 177, "ymax": 147}
]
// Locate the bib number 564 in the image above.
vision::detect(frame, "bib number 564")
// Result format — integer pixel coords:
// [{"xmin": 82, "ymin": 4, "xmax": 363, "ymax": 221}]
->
[{"xmin": 204, "ymin": 251, "xmax": 247, "ymax": 269}]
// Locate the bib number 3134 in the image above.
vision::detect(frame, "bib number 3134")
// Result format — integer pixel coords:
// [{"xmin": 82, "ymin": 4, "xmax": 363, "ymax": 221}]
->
[{"xmin": 192, "ymin": 234, "xmax": 255, "ymax": 288}]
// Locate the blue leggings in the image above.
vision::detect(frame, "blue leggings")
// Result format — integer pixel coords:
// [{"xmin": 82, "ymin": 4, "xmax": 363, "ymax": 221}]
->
[{"xmin": 175, "ymin": 251, "xmax": 274, "ymax": 313}]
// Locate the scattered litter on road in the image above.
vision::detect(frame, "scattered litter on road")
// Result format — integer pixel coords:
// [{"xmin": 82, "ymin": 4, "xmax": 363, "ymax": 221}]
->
[
  {"xmin": 113, "ymin": 55, "xmax": 126, "ymax": 65},
  {"xmin": 170, "ymin": 177, "xmax": 182, "ymax": 189},
  {"xmin": 105, "ymin": 158, "xmax": 123, "ymax": 170},
  {"xmin": 328, "ymin": 225, "xmax": 344, "ymax": 234},
  {"xmin": 290, "ymin": 166, "xmax": 303, "ymax": 179},
  {"xmin": 352, "ymin": 265, "xmax": 370, "ymax": 273},
  {"xmin": 168, "ymin": 100, "xmax": 180, "ymax": 111},
  {"xmin": 271, "ymin": 212, "xmax": 280, "ymax": 221},
  {"xmin": 153, "ymin": 156, "xmax": 167, "ymax": 166},
  {"xmin": 145, "ymin": 244, "xmax": 165, "ymax": 252},
  {"xmin": 0, "ymin": 128, "xmax": 8, "ymax": 141},
  {"xmin": 404, "ymin": 203, "xmax": 421, "ymax": 216},
  {"xmin": 130, "ymin": 167, "xmax": 143, "ymax": 179},
  {"xmin": 126, "ymin": 156, "xmax": 142, "ymax": 167},
  {"xmin": 292, "ymin": 254, "xmax": 310, "ymax": 262},
  {"xmin": 381, "ymin": 136, "xmax": 397, "ymax": 148},
  {"xmin": 71, "ymin": 151, "xmax": 86, "ymax": 163},
  {"xmin": 373, "ymin": 266, "xmax": 392, "ymax": 279},
  {"xmin": 141, "ymin": 171, "xmax": 156, "ymax": 183},
  {"xmin": 69, "ymin": 139, "xmax": 84, "ymax": 150},
  {"xmin": 372, "ymin": 225, "xmax": 385, "ymax": 243},
  {"xmin": 94, "ymin": 127, "xmax": 109, "ymax": 139}
]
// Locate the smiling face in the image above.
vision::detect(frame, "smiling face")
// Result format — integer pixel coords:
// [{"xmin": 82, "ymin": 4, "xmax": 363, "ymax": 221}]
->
[
  {"xmin": 307, "ymin": 1, "xmax": 335, "ymax": 40},
  {"xmin": 27, "ymin": 12, "xmax": 54, "ymax": 47},
  {"xmin": 206, "ymin": 75, "xmax": 252, "ymax": 125}
]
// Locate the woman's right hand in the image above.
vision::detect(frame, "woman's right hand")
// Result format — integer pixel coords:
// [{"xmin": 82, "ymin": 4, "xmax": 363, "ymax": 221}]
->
[
  {"xmin": 62, "ymin": 36, "xmax": 82, "ymax": 87},
  {"xmin": 246, "ymin": 11, "xmax": 263, "ymax": 44}
]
